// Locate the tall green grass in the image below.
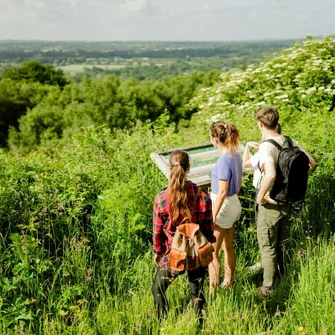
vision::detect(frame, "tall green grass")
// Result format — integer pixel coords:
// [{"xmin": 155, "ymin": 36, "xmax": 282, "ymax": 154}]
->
[{"xmin": 0, "ymin": 113, "xmax": 334, "ymax": 333}]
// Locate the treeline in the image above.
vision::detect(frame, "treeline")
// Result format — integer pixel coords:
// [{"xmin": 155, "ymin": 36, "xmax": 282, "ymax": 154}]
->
[
  {"xmin": 0, "ymin": 40, "xmax": 296, "ymax": 64},
  {"xmin": 72, "ymin": 56, "xmax": 265, "ymax": 82},
  {"xmin": 0, "ymin": 60, "xmax": 220, "ymax": 148}
]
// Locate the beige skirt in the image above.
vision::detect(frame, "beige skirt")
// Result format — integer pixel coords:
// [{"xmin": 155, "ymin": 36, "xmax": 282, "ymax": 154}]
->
[{"xmin": 211, "ymin": 193, "xmax": 241, "ymax": 229}]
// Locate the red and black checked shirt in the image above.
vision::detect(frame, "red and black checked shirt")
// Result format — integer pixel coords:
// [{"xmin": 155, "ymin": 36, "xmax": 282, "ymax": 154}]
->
[{"xmin": 152, "ymin": 182, "xmax": 214, "ymax": 266}]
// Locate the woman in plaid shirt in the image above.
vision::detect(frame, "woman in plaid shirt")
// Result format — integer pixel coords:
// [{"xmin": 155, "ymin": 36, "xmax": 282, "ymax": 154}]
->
[{"xmin": 152, "ymin": 150, "xmax": 214, "ymax": 322}]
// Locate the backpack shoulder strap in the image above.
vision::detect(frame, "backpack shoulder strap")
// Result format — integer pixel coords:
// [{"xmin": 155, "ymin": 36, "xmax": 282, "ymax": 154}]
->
[
  {"xmin": 264, "ymin": 138, "xmax": 282, "ymax": 151},
  {"xmin": 283, "ymin": 135, "xmax": 293, "ymax": 148}
]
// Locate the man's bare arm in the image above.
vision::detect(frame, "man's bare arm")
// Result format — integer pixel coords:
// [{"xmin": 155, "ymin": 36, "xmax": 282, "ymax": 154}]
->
[{"xmin": 256, "ymin": 161, "xmax": 276, "ymax": 204}]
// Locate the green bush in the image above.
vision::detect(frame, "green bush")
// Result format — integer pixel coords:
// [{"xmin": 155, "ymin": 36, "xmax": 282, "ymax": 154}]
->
[{"xmin": 0, "ymin": 36, "xmax": 335, "ymax": 333}]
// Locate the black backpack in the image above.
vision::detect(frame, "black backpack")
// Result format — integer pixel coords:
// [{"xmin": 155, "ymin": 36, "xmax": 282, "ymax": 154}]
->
[{"xmin": 264, "ymin": 136, "xmax": 310, "ymax": 203}]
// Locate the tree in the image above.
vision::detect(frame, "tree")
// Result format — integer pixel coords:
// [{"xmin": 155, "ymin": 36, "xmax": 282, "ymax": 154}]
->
[{"xmin": 2, "ymin": 61, "xmax": 69, "ymax": 87}]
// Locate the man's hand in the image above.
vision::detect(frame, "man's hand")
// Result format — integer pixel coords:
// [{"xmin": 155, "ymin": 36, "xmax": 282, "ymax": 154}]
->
[
  {"xmin": 256, "ymin": 194, "xmax": 267, "ymax": 205},
  {"xmin": 246, "ymin": 141, "xmax": 260, "ymax": 149},
  {"xmin": 154, "ymin": 254, "xmax": 162, "ymax": 266}
]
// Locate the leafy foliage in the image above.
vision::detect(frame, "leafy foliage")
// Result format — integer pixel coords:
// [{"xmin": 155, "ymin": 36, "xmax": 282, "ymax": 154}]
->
[
  {"xmin": 3, "ymin": 61, "xmax": 68, "ymax": 87},
  {"xmin": 191, "ymin": 36, "xmax": 335, "ymax": 151},
  {"xmin": 0, "ymin": 36, "xmax": 334, "ymax": 334},
  {"xmin": 8, "ymin": 70, "xmax": 220, "ymax": 149}
]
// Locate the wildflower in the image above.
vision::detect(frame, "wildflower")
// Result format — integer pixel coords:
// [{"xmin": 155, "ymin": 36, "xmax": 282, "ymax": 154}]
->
[
  {"xmin": 306, "ymin": 87, "xmax": 316, "ymax": 94},
  {"xmin": 275, "ymin": 94, "xmax": 289, "ymax": 99},
  {"xmin": 211, "ymin": 113, "xmax": 222, "ymax": 122}
]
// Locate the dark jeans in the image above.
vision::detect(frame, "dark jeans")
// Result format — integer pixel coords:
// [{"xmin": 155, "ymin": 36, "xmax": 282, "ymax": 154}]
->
[{"xmin": 151, "ymin": 265, "xmax": 207, "ymax": 321}]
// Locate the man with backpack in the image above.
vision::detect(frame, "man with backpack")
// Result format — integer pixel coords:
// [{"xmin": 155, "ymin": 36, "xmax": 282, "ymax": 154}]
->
[{"xmin": 255, "ymin": 106, "xmax": 317, "ymax": 297}]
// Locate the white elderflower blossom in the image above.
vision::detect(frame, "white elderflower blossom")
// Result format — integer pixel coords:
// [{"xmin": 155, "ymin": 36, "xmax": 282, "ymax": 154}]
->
[
  {"xmin": 275, "ymin": 94, "xmax": 289, "ymax": 100},
  {"xmin": 318, "ymin": 86, "xmax": 325, "ymax": 91},
  {"xmin": 255, "ymin": 101, "xmax": 266, "ymax": 106},
  {"xmin": 211, "ymin": 113, "xmax": 222, "ymax": 122},
  {"xmin": 306, "ymin": 87, "xmax": 316, "ymax": 94}
]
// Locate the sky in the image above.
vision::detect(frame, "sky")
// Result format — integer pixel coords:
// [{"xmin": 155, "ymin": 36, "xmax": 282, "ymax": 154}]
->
[{"xmin": 0, "ymin": 0, "xmax": 334, "ymax": 41}]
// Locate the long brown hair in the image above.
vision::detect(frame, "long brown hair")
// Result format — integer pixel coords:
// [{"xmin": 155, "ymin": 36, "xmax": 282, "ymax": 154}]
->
[
  {"xmin": 210, "ymin": 121, "xmax": 240, "ymax": 153},
  {"xmin": 168, "ymin": 150, "xmax": 192, "ymax": 224}
]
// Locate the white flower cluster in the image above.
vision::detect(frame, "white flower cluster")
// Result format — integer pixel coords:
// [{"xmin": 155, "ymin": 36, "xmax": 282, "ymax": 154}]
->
[{"xmin": 190, "ymin": 36, "xmax": 335, "ymax": 122}]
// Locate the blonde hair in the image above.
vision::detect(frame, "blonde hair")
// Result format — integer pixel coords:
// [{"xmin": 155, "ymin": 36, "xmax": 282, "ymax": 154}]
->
[
  {"xmin": 168, "ymin": 150, "xmax": 191, "ymax": 223},
  {"xmin": 210, "ymin": 121, "xmax": 240, "ymax": 153}
]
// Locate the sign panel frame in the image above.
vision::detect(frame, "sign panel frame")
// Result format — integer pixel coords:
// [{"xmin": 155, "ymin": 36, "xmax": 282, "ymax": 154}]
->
[{"xmin": 150, "ymin": 142, "xmax": 250, "ymax": 187}]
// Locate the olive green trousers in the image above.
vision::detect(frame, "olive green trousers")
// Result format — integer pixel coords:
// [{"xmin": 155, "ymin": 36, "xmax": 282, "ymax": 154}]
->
[{"xmin": 257, "ymin": 202, "xmax": 292, "ymax": 287}]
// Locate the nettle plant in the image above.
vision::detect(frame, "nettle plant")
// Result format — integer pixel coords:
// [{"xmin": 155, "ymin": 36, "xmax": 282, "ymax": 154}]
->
[{"xmin": 190, "ymin": 36, "xmax": 335, "ymax": 124}]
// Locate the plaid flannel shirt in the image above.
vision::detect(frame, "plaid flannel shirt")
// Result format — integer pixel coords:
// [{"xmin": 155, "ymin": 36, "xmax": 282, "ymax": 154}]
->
[{"xmin": 152, "ymin": 182, "xmax": 214, "ymax": 266}]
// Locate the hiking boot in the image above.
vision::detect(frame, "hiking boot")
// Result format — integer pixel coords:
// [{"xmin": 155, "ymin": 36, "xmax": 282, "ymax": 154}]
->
[
  {"xmin": 247, "ymin": 262, "xmax": 262, "ymax": 273},
  {"xmin": 257, "ymin": 285, "xmax": 273, "ymax": 298}
]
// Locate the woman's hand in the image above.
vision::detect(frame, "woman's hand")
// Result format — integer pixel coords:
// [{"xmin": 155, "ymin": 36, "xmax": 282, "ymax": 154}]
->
[{"xmin": 154, "ymin": 254, "xmax": 162, "ymax": 266}]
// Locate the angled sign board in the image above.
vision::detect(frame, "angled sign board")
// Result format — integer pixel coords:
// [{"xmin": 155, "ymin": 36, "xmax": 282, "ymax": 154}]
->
[{"xmin": 150, "ymin": 142, "xmax": 250, "ymax": 187}]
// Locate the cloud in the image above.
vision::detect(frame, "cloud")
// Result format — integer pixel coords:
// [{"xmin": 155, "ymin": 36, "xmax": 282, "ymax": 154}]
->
[
  {"xmin": 0, "ymin": 0, "xmax": 334, "ymax": 41},
  {"xmin": 123, "ymin": 0, "xmax": 152, "ymax": 12}
]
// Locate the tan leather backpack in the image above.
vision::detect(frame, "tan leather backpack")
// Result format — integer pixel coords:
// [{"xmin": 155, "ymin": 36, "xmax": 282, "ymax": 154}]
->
[{"xmin": 168, "ymin": 220, "xmax": 214, "ymax": 272}]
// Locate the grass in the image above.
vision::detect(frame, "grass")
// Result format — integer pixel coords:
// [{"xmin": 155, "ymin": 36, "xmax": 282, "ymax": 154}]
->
[
  {"xmin": 86, "ymin": 237, "xmax": 335, "ymax": 335},
  {"xmin": 0, "ymin": 117, "xmax": 334, "ymax": 333}
]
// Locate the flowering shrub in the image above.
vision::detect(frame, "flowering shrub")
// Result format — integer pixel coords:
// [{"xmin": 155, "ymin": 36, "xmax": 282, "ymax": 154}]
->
[{"xmin": 190, "ymin": 36, "xmax": 335, "ymax": 138}]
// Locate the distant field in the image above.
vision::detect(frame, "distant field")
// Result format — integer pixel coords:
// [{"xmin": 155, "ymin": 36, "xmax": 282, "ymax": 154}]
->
[
  {"xmin": 57, "ymin": 60, "xmax": 172, "ymax": 73},
  {"xmin": 57, "ymin": 64, "xmax": 126, "ymax": 73}
]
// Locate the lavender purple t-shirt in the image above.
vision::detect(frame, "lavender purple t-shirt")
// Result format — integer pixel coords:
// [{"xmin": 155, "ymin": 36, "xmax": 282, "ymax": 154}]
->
[{"xmin": 211, "ymin": 152, "xmax": 243, "ymax": 195}]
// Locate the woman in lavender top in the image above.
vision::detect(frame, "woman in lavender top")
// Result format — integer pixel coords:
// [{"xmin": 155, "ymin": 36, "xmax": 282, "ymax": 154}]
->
[{"xmin": 209, "ymin": 121, "xmax": 243, "ymax": 291}]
